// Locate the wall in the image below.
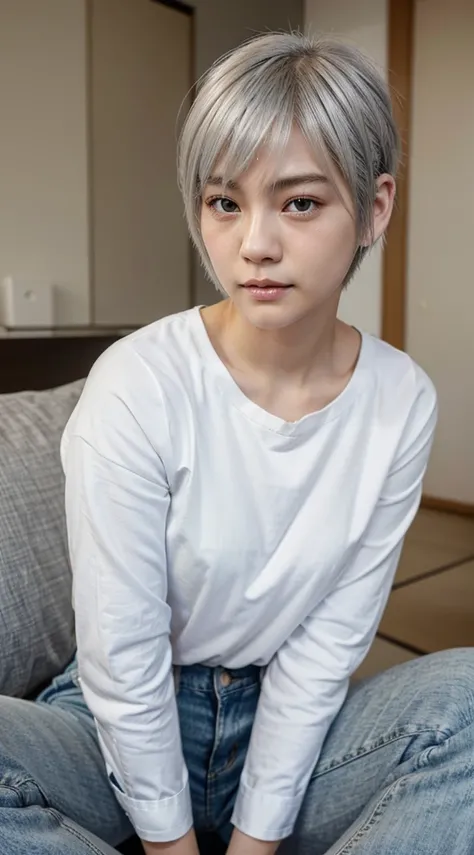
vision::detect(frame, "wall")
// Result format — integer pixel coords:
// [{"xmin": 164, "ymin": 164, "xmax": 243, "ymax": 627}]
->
[
  {"xmin": 0, "ymin": 0, "xmax": 89, "ymax": 327},
  {"xmin": 304, "ymin": 0, "xmax": 388, "ymax": 336},
  {"xmin": 406, "ymin": 0, "xmax": 474, "ymax": 503},
  {"xmin": 0, "ymin": 0, "xmax": 304, "ymax": 327},
  {"xmin": 188, "ymin": 0, "xmax": 305, "ymax": 306},
  {"xmin": 90, "ymin": 0, "xmax": 191, "ymax": 327}
]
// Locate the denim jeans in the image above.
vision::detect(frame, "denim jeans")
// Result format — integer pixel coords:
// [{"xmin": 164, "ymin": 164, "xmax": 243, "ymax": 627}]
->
[{"xmin": 1, "ymin": 649, "xmax": 474, "ymax": 854}]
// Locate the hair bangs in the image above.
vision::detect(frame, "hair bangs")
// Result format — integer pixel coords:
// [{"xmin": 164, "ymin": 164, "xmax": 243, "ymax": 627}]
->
[{"xmin": 197, "ymin": 73, "xmax": 297, "ymax": 195}]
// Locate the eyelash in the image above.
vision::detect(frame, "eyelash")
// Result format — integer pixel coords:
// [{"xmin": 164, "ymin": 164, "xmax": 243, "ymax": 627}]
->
[{"xmin": 205, "ymin": 195, "xmax": 322, "ymax": 219}]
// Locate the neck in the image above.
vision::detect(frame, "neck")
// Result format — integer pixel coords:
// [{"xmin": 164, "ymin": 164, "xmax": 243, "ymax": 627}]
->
[{"xmin": 218, "ymin": 296, "xmax": 342, "ymax": 385}]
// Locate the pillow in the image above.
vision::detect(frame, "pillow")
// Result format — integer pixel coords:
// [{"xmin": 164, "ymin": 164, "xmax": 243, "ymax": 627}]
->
[{"xmin": 0, "ymin": 380, "xmax": 84, "ymax": 697}]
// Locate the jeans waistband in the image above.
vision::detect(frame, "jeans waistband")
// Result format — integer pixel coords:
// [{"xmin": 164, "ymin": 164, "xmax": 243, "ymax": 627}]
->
[{"xmin": 173, "ymin": 663, "xmax": 263, "ymax": 693}]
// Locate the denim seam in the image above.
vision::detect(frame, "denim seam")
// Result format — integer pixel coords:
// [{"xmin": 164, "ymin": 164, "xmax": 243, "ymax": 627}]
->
[
  {"xmin": 47, "ymin": 809, "xmax": 107, "ymax": 855},
  {"xmin": 1, "ymin": 783, "xmax": 111, "ymax": 854},
  {"xmin": 0, "ymin": 779, "xmax": 40, "ymax": 802},
  {"xmin": 210, "ymin": 743, "xmax": 240, "ymax": 778},
  {"xmin": 332, "ymin": 777, "xmax": 407, "ymax": 854},
  {"xmin": 0, "ymin": 776, "xmax": 49, "ymax": 808},
  {"xmin": 205, "ymin": 671, "xmax": 225, "ymax": 828},
  {"xmin": 311, "ymin": 726, "xmax": 447, "ymax": 780}
]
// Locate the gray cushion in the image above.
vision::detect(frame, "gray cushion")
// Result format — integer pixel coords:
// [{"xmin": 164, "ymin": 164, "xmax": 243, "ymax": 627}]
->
[{"xmin": 0, "ymin": 380, "xmax": 84, "ymax": 697}]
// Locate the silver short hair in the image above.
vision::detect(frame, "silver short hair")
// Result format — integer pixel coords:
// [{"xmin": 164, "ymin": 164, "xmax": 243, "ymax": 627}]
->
[{"xmin": 178, "ymin": 31, "xmax": 400, "ymax": 292}]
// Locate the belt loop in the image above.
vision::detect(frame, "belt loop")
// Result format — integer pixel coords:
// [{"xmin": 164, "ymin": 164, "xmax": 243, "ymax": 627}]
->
[{"xmin": 173, "ymin": 665, "xmax": 181, "ymax": 694}]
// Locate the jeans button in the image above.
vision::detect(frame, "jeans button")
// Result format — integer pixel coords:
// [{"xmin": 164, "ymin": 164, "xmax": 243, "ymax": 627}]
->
[{"xmin": 220, "ymin": 670, "xmax": 232, "ymax": 687}]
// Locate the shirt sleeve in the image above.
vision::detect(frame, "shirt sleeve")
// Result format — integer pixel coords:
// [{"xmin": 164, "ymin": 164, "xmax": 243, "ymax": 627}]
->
[
  {"xmin": 232, "ymin": 372, "xmax": 438, "ymax": 842},
  {"xmin": 61, "ymin": 344, "xmax": 193, "ymax": 843}
]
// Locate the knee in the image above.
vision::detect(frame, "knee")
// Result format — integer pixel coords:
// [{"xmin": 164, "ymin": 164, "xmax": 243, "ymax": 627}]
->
[{"xmin": 418, "ymin": 648, "xmax": 474, "ymax": 729}]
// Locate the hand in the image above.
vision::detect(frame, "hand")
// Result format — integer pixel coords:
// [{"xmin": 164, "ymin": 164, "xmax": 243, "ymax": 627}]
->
[
  {"xmin": 227, "ymin": 829, "xmax": 280, "ymax": 855},
  {"xmin": 141, "ymin": 828, "xmax": 200, "ymax": 855}
]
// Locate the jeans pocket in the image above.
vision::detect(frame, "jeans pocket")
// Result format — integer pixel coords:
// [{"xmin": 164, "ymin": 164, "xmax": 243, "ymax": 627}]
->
[{"xmin": 35, "ymin": 656, "xmax": 82, "ymax": 705}]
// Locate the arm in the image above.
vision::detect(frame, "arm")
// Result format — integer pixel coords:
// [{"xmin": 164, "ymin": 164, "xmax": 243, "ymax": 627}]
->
[
  {"xmin": 229, "ymin": 374, "xmax": 437, "ymax": 848},
  {"xmin": 62, "ymin": 344, "xmax": 193, "ymax": 845},
  {"xmin": 227, "ymin": 830, "xmax": 279, "ymax": 855},
  {"xmin": 142, "ymin": 830, "xmax": 199, "ymax": 855}
]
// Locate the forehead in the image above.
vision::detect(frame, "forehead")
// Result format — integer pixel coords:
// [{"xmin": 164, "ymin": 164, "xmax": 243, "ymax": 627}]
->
[{"xmin": 208, "ymin": 126, "xmax": 348, "ymax": 200}]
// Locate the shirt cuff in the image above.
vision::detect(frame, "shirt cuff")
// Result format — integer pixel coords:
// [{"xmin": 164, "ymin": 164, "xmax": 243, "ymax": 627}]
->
[
  {"xmin": 109, "ymin": 778, "xmax": 193, "ymax": 843},
  {"xmin": 231, "ymin": 778, "xmax": 301, "ymax": 842}
]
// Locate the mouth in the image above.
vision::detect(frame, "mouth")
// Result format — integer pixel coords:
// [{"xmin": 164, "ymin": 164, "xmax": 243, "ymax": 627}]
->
[
  {"xmin": 239, "ymin": 280, "xmax": 294, "ymax": 302},
  {"xmin": 241, "ymin": 279, "xmax": 292, "ymax": 289}
]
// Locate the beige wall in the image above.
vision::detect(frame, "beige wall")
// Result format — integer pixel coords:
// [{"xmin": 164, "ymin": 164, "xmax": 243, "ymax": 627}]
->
[
  {"xmin": 91, "ymin": 0, "xmax": 192, "ymax": 327},
  {"xmin": 192, "ymin": 0, "xmax": 303, "ymax": 77},
  {"xmin": 0, "ymin": 0, "xmax": 89, "ymax": 326},
  {"xmin": 406, "ymin": 0, "xmax": 474, "ymax": 503},
  {"xmin": 304, "ymin": 0, "xmax": 388, "ymax": 336}
]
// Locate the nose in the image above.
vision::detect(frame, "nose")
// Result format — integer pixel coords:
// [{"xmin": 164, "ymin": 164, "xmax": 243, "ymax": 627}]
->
[{"xmin": 240, "ymin": 211, "xmax": 282, "ymax": 265}]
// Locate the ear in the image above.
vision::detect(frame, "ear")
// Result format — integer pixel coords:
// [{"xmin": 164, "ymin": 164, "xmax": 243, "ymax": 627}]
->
[{"xmin": 361, "ymin": 174, "xmax": 396, "ymax": 247}]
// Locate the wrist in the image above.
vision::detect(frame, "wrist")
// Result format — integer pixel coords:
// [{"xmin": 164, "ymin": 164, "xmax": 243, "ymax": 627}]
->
[
  {"xmin": 227, "ymin": 828, "xmax": 280, "ymax": 855},
  {"xmin": 141, "ymin": 828, "xmax": 199, "ymax": 855}
]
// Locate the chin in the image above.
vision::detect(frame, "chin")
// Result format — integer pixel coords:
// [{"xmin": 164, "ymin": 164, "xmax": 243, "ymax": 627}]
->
[{"xmin": 241, "ymin": 304, "xmax": 306, "ymax": 331}]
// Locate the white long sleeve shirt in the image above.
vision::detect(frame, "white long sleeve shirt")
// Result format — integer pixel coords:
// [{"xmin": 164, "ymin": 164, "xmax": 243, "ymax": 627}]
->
[{"xmin": 61, "ymin": 306, "xmax": 437, "ymax": 843}]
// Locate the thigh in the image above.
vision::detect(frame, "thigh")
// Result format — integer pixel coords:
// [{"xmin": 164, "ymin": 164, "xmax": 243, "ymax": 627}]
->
[
  {"xmin": 0, "ymin": 807, "xmax": 124, "ymax": 855},
  {"xmin": 0, "ymin": 663, "xmax": 133, "ymax": 848},
  {"xmin": 285, "ymin": 648, "xmax": 474, "ymax": 853}
]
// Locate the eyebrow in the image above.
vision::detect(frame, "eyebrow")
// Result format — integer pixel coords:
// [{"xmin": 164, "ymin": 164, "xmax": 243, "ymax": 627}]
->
[{"xmin": 205, "ymin": 173, "xmax": 330, "ymax": 193}]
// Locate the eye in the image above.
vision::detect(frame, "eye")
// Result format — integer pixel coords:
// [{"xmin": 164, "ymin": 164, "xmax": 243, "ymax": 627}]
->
[
  {"xmin": 206, "ymin": 197, "xmax": 240, "ymax": 215},
  {"xmin": 284, "ymin": 197, "xmax": 320, "ymax": 215}
]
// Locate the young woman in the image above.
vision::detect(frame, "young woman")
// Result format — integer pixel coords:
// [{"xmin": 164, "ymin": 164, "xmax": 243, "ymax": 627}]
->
[{"xmin": 1, "ymin": 31, "xmax": 473, "ymax": 855}]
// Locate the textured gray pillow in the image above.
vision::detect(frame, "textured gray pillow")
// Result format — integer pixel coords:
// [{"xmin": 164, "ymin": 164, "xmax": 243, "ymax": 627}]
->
[{"xmin": 0, "ymin": 380, "xmax": 84, "ymax": 697}]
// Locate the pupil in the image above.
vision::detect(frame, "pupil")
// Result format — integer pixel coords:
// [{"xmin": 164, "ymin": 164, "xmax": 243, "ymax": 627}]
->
[
  {"xmin": 295, "ymin": 198, "xmax": 310, "ymax": 211},
  {"xmin": 222, "ymin": 199, "xmax": 235, "ymax": 212}
]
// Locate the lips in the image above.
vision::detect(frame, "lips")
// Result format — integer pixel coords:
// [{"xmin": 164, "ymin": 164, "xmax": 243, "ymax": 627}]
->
[
  {"xmin": 240, "ymin": 280, "xmax": 293, "ymax": 302},
  {"xmin": 243, "ymin": 279, "xmax": 292, "ymax": 289}
]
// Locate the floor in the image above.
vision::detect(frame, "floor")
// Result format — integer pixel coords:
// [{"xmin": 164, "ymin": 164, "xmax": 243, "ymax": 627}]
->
[{"xmin": 355, "ymin": 507, "xmax": 474, "ymax": 681}]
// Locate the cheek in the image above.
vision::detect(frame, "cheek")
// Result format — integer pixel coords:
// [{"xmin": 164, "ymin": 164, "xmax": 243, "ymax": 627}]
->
[
  {"xmin": 287, "ymin": 222, "xmax": 356, "ymax": 293},
  {"xmin": 202, "ymin": 235, "xmax": 225, "ymax": 272},
  {"xmin": 296, "ymin": 216, "xmax": 356, "ymax": 265},
  {"xmin": 201, "ymin": 220, "xmax": 234, "ymax": 273},
  {"xmin": 200, "ymin": 215, "xmax": 213, "ymax": 254},
  {"xmin": 201, "ymin": 213, "xmax": 220, "ymax": 249}
]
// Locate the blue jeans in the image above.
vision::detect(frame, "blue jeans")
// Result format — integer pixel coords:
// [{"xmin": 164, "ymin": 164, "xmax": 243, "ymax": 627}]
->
[{"xmin": 1, "ymin": 649, "xmax": 474, "ymax": 854}]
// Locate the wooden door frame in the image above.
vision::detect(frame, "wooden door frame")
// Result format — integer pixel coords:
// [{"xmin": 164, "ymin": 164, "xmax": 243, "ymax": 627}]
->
[
  {"xmin": 382, "ymin": 0, "xmax": 415, "ymax": 351},
  {"xmin": 384, "ymin": 0, "xmax": 474, "ymax": 516}
]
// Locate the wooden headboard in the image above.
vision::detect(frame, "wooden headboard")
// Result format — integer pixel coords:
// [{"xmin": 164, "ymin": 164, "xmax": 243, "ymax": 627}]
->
[{"xmin": 0, "ymin": 335, "xmax": 120, "ymax": 393}]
